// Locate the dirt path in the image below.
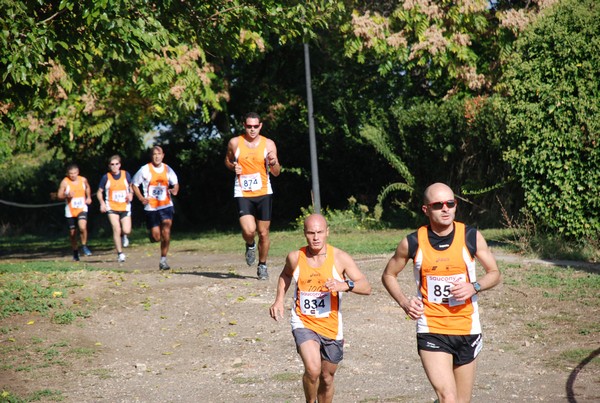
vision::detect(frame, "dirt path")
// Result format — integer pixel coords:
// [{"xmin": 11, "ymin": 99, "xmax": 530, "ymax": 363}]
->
[{"xmin": 1, "ymin": 243, "xmax": 599, "ymax": 402}]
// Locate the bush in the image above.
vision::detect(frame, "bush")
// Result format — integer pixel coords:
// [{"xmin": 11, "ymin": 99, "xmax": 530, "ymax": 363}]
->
[
  {"xmin": 500, "ymin": 0, "xmax": 600, "ymax": 240},
  {"xmin": 294, "ymin": 197, "xmax": 385, "ymax": 232}
]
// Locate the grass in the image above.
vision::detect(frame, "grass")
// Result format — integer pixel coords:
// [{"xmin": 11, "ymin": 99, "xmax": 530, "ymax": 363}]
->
[
  {"xmin": 0, "ymin": 228, "xmax": 597, "ymax": 322},
  {"xmin": 558, "ymin": 348, "xmax": 600, "ymax": 368},
  {"xmin": 0, "ymin": 389, "xmax": 63, "ymax": 402},
  {"xmin": 503, "ymin": 264, "xmax": 600, "ymax": 306},
  {"xmin": 0, "ymin": 228, "xmax": 597, "ymax": 401}
]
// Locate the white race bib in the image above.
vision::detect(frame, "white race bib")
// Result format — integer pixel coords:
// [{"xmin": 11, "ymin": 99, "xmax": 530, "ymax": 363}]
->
[
  {"xmin": 70, "ymin": 197, "xmax": 85, "ymax": 209},
  {"xmin": 240, "ymin": 173, "xmax": 262, "ymax": 192},
  {"xmin": 426, "ymin": 274, "xmax": 467, "ymax": 307},
  {"xmin": 111, "ymin": 190, "xmax": 127, "ymax": 203},
  {"xmin": 299, "ymin": 291, "xmax": 332, "ymax": 318},
  {"xmin": 148, "ymin": 185, "xmax": 167, "ymax": 201}
]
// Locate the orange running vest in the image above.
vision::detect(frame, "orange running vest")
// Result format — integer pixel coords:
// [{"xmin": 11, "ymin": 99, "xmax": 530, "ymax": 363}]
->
[
  {"xmin": 146, "ymin": 163, "xmax": 173, "ymax": 210},
  {"xmin": 290, "ymin": 245, "xmax": 344, "ymax": 340},
  {"xmin": 233, "ymin": 135, "xmax": 272, "ymax": 197},
  {"xmin": 64, "ymin": 176, "xmax": 88, "ymax": 218},
  {"xmin": 414, "ymin": 222, "xmax": 481, "ymax": 335},
  {"xmin": 103, "ymin": 170, "xmax": 131, "ymax": 212}
]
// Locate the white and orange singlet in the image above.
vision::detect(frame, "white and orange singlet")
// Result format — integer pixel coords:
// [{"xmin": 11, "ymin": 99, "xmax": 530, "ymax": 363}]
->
[
  {"xmin": 64, "ymin": 176, "xmax": 88, "ymax": 218},
  {"xmin": 233, "ymin": 135, "xmax": 272, "ymax": 198},
  {"xmin": 290, "ymin": 245, "xmax": 344, "ymax": 340},
  {"xmin": 103, "ymin": 170, "xmax": 131, "ymax": 213},
  {"xmin": 413, "ymin": 222, "xmax": 481, "ymax": 335},
  {"xmin": 134, "ymin": 163, "xmax": 178, "ymax": 211}
]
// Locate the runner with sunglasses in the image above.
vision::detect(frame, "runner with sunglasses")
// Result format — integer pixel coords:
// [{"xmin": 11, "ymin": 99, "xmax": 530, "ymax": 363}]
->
[
  {"xmin": 382, "ymin": 182, "xmax": 501, "ymax": 403},
  {"xmin": 225, "ymin": 112, "xmax": 281, "ymax": 280},
  {"xmin": 97, "ymin": 155, "xmax": 133, "ymax": 263}
]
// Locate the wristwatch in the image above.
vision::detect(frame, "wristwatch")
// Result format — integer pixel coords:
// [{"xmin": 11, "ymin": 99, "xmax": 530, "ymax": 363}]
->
[
  {"xmin": 471, "ymin": 282, "xmax": 481, "ymax": 293},
  {"xmin": 345, "ymin": 280, "xmax": 355, "ymax": 292}
]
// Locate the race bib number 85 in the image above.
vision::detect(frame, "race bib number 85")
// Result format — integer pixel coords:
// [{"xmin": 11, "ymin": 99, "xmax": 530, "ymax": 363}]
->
[{"xmin": 426, "ymin": 274, "xmax": 466, "ymax": 307}]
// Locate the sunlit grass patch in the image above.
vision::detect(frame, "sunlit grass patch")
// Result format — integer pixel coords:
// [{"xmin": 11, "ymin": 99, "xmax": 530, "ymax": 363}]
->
[
  {"xmin": 559, "ymin": 348, "xmax": 600, "ymax": 368},
  {"xmin": 272, "ymin": 372, "xmax": 300, "ymax": 382},
  {"xmin": 501, "ymin": 265, "xmax": 600, "ymax": 306},
  {"xmin": 0, "ymin": 388, "xmax": 63, "ymax": 402},
  {"xmin": 232, "ymin": 376, "xmax": 263, "ymax": 384}
]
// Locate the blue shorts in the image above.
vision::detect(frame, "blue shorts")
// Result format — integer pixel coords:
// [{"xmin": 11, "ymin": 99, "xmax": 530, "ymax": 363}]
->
[
  {"xmin": 236, "ymin": 195, "xmax": 273, "ymax": 221},
  {"xmin": 292, "ymin": 328, "xmax": 344, "ymax": 364},
  {"xmin": 417, "ymin": 333, "xmax": 483, "ymax": 366},
  {"xmin": 66, "ymin": 212, "xmax": 88, "ymax": 229},
  {"xmin": 144, "ymin": 207, "xmax": 174, "ymax": 229}
]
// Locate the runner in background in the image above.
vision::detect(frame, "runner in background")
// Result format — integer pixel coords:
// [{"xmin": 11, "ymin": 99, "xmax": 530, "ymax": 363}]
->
[
  {"xmin": 97, "ymin": 155, "xmax": 133, "ymax": 263},
  {"xmin": 132, "ymin": 146, "xmax": 179, "ymax": 270},
  {"xmin": 224, "ymin": 112, "xmax": 281, "ymax": 280},
  {"xmin": 57, "ymin": 163, "xmax": 93, "ymax": 261}
]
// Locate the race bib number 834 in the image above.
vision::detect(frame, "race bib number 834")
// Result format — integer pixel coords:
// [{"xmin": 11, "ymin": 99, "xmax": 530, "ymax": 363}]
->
[{"xmin": 299, "ymin": 291, "xmax": 332, "ymax": 318}]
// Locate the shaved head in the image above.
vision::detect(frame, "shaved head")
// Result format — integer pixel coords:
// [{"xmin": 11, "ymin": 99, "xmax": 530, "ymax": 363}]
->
[
  {"xmin": 304, "ymin": 213, "xmax": 327, "ymax": 231},
  {"xmin": 423, "ymin": 182, "xmax": 454, "ymax": 204}
]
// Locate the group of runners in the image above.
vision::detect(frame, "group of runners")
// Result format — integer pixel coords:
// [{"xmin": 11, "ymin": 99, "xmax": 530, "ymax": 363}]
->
[
  {"xmin": 57, "ymin": 112, "xmax": 502, "ymax": 403},
  {"xmin": 268, "ymin": 182, "xmax": 501, "ymax": 403},
  {"xmin": 58, "ymin": 112, "xmax": 278, "ymax": 274},
  {"xmin": 57, "ymin": 146, "xmax": 179, "ymax": 268}
]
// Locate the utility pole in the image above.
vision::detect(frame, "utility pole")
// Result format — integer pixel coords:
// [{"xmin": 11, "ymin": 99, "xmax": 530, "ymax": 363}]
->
[{"xmin": 303, "ymin": 42, "xmax": 321, "ymax": 213}]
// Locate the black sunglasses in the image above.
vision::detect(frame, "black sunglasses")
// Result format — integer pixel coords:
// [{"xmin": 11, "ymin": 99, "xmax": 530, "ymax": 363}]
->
[{"xmin": 427, "ymin": 199, "xmax": 457, "ymax": 210}]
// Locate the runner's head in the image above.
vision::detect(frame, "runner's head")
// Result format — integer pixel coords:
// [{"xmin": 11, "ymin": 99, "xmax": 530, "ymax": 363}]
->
[{"xmin": 304, "ymin": 214, "xmax": 329, "ymax": 254}]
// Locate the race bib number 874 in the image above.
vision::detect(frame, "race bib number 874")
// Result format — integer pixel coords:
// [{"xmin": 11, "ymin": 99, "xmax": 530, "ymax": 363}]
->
[{"xmin": 240, "ymin": 173, "xmax": 262, "ymax": 192}]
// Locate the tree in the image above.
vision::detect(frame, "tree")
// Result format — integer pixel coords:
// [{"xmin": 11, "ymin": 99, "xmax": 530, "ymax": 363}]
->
[
  {"xmin": 331, "ymin": 1, "xmax": 556, "ymax": 222},
  {"xmin": 500, "ymin": 0, "xmax": 600, "ymax": 240},
  {"xmin": 0, "ymin": 0, "xmax": 339, "ymax": 163}
]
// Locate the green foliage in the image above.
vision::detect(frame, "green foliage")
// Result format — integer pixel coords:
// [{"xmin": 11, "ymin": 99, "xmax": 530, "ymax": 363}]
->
[
  {"xmin": 0, "ymin": 264, "xmax": 85, "ymax": 319},
  {"xmin": 341, "ymin": 1, "xmax": 497, "ymax": 96},
  {"xmin": 500, "ymin": 0, "xmax": 600, "ymax": 240},
  {"xmin": 51, "ymin": 310, "xmax": 90, "ymax": 325},
  {"xmin": 0, "ymin": 278, "xmax": 65, "ymax": 319},
  {"xmin": 0, "ymin": 145, "xmax": 63, "ymax": 198},
  {"xmin": 385, "ymin": 95, "xmax": 514, "ymax": 226},
  {"xmin": 0, "ymin": 389, "xmax": 63, "ymax": 403},
  {"xmin": 360, "ymin": 124, "xmax": 415, "ymax": 220},
  {"xmin": 0, "ymin": 0, "xmax": 341, "ymax": 162},
  {"xmin": 294, "ymin": 197, "xmax": 384, "ymax": 232}
]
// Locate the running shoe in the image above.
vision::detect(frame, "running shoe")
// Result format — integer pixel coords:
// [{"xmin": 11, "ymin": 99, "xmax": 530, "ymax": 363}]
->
[
  {"xmin": 118, "ymin": 253, "xmax": 126, "ymax": 263},
  {"xmin": 82, "ymin": 245, "xmax": 92, "ymax": 256},
  {"xmin": 122, "ymin": 235, "xmax": 129, "ymax": 248},
  {"xmin": 257, "ymin": 263, "xmax": 268, "ymax": 280},
  {"xmin": 159, "ymin": 261, "xmax": 171, "ymax": 271},
  {"xmin": 73, "ymin": 251, "xmax": 80, "ymax": 262},
  {"xmin": 245, "ymin": 243, "xmax": 256, "ymax": 266}
]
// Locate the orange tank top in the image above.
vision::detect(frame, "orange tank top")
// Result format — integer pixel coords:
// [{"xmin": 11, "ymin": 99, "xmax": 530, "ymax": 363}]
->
[
  {"xmin": 290, "ymin": 245, "xmax": 344, "ymax": 340},
  {"xmin": 64, "ymin": 176, "xmax": 88, "ymax": 218},
  {"xmin": 414, "ymin": 222, "xmax": 481, "ymax": 335},
  {"xmin": 104, "ymin": 170, "xmax": 130, "ymax": 212},
  {"xmin": 233, "ymin": 135, "xmax": 272, "ymax": 197},
  {"xmin": 146, "ymin": 163, "xmax": 172, "ymax": 209}
]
